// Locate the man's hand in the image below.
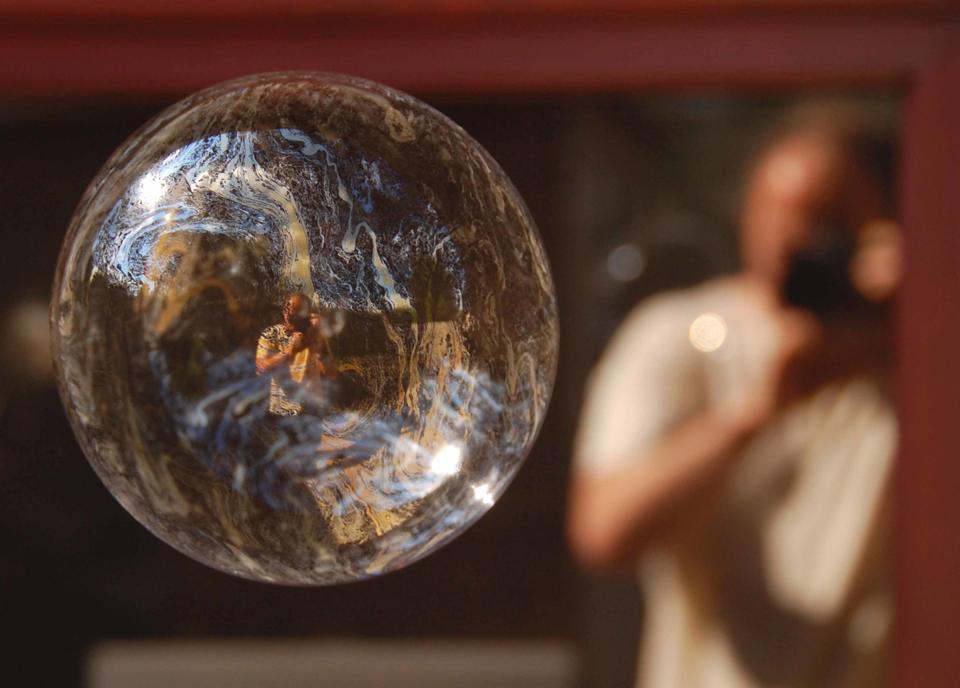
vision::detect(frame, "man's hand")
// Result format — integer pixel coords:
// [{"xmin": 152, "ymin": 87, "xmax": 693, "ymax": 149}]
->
[
  {"xmin": 288, "ymin": 331, "xmax": 306, "ymax": 354},
  {"xmin": 735, "ymin": 308, "xmax": 822, "ymax": 434}
]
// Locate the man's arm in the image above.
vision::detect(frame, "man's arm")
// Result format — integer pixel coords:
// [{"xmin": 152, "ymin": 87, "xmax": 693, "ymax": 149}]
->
[
  {"xmin": 567, "ymin": 305, "xmax": 814, "ymax": 575},
  {"xmin": 255, "ymin": 331, "xmax": 304, "ymax": 375},
  {"xmin": 568, "ymin": 407, "xmax": 761, "ymax": 575},
  {"xmin": 255, "ymin": 350, "xmax": 291, "ymax": 375}
]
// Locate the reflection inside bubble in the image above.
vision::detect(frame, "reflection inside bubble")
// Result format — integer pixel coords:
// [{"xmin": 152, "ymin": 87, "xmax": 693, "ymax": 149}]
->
[{"xmin": 52, "ymin": 73, "xmax": 558, "ymax": 584}]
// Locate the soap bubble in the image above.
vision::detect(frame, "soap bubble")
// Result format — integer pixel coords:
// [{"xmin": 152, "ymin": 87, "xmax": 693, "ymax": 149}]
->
[{"xmin": 51, "ymin": 73, "xmax": 558, "ymax": 584}]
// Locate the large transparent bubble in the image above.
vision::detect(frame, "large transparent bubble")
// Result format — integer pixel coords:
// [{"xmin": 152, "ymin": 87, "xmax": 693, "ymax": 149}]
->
[{"xmin": 51, "ymin": 73, "xmax": 558, "ymax": 584}]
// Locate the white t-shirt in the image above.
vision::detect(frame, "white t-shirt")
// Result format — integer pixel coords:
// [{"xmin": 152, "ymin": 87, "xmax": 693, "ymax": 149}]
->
[{"xmin": 575, "ymin": 278, "xmax": 895, "ymax": 688}]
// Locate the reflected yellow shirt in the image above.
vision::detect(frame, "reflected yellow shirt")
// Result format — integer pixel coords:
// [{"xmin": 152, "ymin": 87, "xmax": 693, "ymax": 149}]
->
[{"xmin": 256, "ymin": 323, "xmax": 315, "ymax": 415}]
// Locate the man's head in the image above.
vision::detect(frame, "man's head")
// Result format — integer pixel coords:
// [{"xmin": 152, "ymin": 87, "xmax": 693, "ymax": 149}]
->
[
  {"xmin": 740, "ymin": 107, "xmax": 892, "ymax": 295},
  {"xmin": 282, "ymin": 292, "xmax": 311, "ymax": 332}
]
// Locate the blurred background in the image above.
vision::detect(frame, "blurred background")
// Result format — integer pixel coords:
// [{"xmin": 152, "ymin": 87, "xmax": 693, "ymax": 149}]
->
[{"xmin": 1, "ymin": 2, "xmax": 958, "ymax": 687}]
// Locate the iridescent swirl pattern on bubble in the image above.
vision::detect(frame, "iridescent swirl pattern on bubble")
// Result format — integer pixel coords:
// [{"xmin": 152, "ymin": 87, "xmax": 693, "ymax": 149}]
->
[{"xmin": 52, "ymin": 73, "xmax": 558, "ymax": 584}]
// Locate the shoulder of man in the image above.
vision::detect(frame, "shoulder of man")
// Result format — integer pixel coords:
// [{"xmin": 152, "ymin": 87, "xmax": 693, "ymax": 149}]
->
[
  {"xmin": 609, "ymin": 279, "xmax": 733, "ymax": 352},
  {"xmin": 258, "ymin": 323, "xmax": 288, "ymax": 346}
]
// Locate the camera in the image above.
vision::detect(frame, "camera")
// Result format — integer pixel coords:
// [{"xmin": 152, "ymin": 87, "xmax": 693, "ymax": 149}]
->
[{"xmin": 781, "ymin": 229, "xmax": 864, "ymax": 318}]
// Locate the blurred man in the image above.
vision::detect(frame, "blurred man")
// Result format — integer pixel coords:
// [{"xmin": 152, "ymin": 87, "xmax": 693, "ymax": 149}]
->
[{"xmin": 568, "ymin": 111, "xmax": 900, "ymax": 687}]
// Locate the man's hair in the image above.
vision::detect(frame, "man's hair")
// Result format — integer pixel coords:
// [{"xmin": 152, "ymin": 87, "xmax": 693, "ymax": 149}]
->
[
  {"xmin": 283, "ymin": 292, "xmax": 309, "ymax": 311},
  {"xmin": 750, "ymin": 100, "xmax": 896, "ymax": 219}
]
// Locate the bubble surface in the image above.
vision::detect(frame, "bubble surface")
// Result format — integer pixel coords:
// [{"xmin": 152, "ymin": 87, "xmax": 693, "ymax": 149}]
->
[{"xmin": 52, "ymin": 73, "xmax": 558, "ymax": 584}]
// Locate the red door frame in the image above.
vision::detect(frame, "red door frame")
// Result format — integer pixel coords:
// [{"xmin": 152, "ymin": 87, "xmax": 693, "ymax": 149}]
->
[
  {"xmin": 0, "ymin": 4, "xmax": 957, "ymax": 97},
  {"xmin": 2, "ymin": 2, "xmax": 958, "ymax": 684},
  {"xmin": 897, "ymin": 53, "xmax": 960, "ymax": 688}
]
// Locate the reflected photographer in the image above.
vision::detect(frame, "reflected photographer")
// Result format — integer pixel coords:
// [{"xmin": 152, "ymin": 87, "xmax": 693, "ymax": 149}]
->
[{"xmin": 256, "ymin": 292, "xmax": 336, "ymax": 416}]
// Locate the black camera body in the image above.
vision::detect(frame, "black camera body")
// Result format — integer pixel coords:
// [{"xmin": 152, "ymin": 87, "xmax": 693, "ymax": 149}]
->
[{"xmin": 781, "ymin": 230, "xmax": 864, "ymax": 319}]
